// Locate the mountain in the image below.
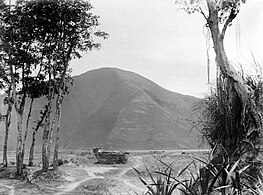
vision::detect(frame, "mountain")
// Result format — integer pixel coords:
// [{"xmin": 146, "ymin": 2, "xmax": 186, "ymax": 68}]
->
[
  {"xmin": 0, "ymin": 68, "xmax": 201, "ymax": 150},
  {"xmin": 60, "ymin": 68, "xmax": 200, "ymax": 149}
]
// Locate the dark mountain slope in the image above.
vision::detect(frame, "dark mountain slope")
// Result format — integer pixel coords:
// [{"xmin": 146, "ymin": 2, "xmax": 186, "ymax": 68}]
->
[
  {"xmin": 0, "ymin": 67, "xmax": 200, "ymax": 150},
  {"xmin": 59, "ymin": 68, "xmax": 200, "ymax": 149}
]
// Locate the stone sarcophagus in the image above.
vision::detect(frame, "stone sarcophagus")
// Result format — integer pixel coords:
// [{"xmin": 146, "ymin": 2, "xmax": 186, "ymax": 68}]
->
[{"xmin": 93, "ymin": 147, "xmax": 129, "ymax": 164}]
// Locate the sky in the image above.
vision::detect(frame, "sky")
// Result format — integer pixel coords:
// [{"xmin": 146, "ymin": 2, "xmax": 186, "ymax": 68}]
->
[{"xmin": 70, "ymin": 0, "xmax": 263, "ymax": 98}]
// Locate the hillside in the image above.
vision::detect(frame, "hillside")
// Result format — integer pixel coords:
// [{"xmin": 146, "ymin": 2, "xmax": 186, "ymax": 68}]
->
[{"xmin": 0, "ymin": 68, "xmax": 201, "ymax": 150}]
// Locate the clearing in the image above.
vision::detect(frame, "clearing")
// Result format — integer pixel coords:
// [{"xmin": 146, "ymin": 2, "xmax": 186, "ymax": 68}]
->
[{"xmin": 0, "ymin": 150, "xmax": 208, "ymax": 195}]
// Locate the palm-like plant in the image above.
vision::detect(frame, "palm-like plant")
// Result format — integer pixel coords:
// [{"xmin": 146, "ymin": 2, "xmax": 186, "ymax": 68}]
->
[
  {"xmin": 195, "ymin": 67, "xmax": 263, "ymax": 182},
  {"xmin": 177, "ymin": 148, "xmax": 259, "ymax": 195},
  {"xmin": 134, "ymin": 159, "xmax": 181, "ymax": 195},
  {"xmin": 135, "ymin": 149, "xmax": 261, "ymax": 195}
]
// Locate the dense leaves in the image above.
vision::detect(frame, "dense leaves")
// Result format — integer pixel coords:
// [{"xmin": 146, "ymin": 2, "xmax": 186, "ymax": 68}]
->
[
  {"xmin": 0, "ymin": 0, "xmax": 107, "ymax": 174},
  {"xmin": 195, "ymin": 73, "xmax": 263, "ymax": 156}
]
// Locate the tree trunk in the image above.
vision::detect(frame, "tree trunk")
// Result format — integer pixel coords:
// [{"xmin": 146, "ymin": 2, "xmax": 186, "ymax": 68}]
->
[
  {"xmin": 16, "ymin": 111, "xmax": 23, "ymax": 175},
  {"xmin": 42, "ymin": 62, "xmax": 53, "ymax": 172},
  {"xmin": 3, "ymin": 0, "xmax": 16, "ymax": 168},
  {"xmin": 28, "ymin": 131, "xmax": 36, "ymax": 167},
  {"xmin": 51, "ymin": 23, "xmax": 73, "ymax": 170},
  {"xmin": 53, "ymin": 93, "xmax": 63, "ymax": 171},
  {"xmin": 206, "ymin": 1, "xmax": 250, "ymax": 94},
  {"xmin": 21, "ymin": 98, "xmax": 34, "ymax": 166},
  {"xmin": 3, "ymin": 91, "xmax": 13, "ymax": 167},
  {"xmin": 47, "ymin": 106, "xmax": 59, "ymax": 164},
  {"xmin": 29, "ymin": 106, "xmax": 47, "ymax": 166},
  {"xmin": 42, "ymin": 98, "xmax": 51, "ymax": 171},
  {"xmin": 205, "ymin": 0, "xmax": 263, "ymax": 190},
  {"xmin": 52, "ymin": 35, "xmax": 72, "ymax": 170},
  {"xmin": 206, "ymin": 0, "xmax": 252, "ymax": 154},
  {"xmin": 15, "ymin": 94, "xmax": 26, "ymax": 175}
]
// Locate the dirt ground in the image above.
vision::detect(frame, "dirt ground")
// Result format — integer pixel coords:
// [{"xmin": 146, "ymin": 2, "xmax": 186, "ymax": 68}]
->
[{"xmin": 0, "ymin": 150, "xmax": 208, "ymax": 195}]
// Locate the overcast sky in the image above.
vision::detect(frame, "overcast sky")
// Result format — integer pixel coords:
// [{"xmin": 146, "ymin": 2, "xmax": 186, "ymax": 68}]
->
[{"xmin": 70, "ymin": 0, "xmax": 263, "ymax": 98}]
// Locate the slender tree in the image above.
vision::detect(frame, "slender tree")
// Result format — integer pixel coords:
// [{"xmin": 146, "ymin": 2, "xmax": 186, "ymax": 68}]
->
[
  {"xmin": 0, "ymin": 1, "xmax": 49, "ymax": 174},
  {"xmin": 0, "ymin": 0, "xmax": 16, "ymax": 167},
  {"xmin": 28, "ymin": 106, "xmax": 47, "ymax": 167},
  {"xmin": 11, "ymin": 3, "xmax": 41, "ymax": 175},
  {"xmin": 177, "ymin": 0, "xmax": 263, "ymax": 192},
  {"xmin": 177, "ymin": 0, "xmax": 262, "ymax": 157},
  {"xmin": 50, "ymin": 0, "xmax": 108, "ymax": 171},
  {"xmin": 0, "ymin": 44, "xmax": 12, "ymax": 167},
  {"xmin": 23, "ymin": 77, "xmax": 48, "ymax": 166},
  {"xmin": 18, "ymin": 0, "xmax": 108, "ymax": 172},
  {"xmin": 0, "ymin": 0, "xmax": 107, "ymax": 174}
]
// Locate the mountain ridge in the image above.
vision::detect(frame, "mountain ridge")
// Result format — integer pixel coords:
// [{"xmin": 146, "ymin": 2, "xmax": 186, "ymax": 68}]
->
[
  {"xmin": 0, "ymin": 67, "xmax": 201, "ymax": 151},
  {"xmin": 60, "ymin": 67, "xmax": 200, "ymax": 149}
]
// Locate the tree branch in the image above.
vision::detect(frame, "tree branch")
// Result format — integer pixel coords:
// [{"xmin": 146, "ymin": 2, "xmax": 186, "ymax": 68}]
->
[
  {"xmin": 199, "ymin": 7, "xmax": 208, "ymax": 20},
  {"xmin": 221, "ymin": 8, "xmax": 237, "ymax": 38}
]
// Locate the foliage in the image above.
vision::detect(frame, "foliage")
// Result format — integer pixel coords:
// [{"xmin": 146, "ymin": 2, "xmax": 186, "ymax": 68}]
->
[
  {"xmin": 194, "ymin": 65, "xmax": 263, "ymax": 181},
  {"xmin": 135, "ymin": 149, "xmax": 261, "ymax": 195},
  {"xmin": 0, "ymin": 0, "xmax": 108, "ymax": 174},
  {"xmin": 178, "ymin": 151, "xmax": 257, "ymax": 195},
  {"xmin": 1, "ymin": 0, "xmax": 108, "ymax": 99},
  {"xmin": 0, "ymin": 1, "xmax": 41, "ymax": 95},
  {"xmin": 134, "ymin": 159, "xmax": 180, "ymax": 195},
  {"xmin": 195, "ymin": 75, "xmax": 262, "ymax": 150},
  {"xmin": 176, "ymin": 0, "xmax": 246, "ymax": 20}
]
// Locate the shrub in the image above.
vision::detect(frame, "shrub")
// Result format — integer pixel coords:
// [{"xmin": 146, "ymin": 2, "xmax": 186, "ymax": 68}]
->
[{"xmin": 134, "ymin": 159, "xmax": 180, "ymax": 195}]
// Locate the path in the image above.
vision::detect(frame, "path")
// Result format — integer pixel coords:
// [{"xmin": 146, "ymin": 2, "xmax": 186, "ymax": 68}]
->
[
  {"xmin": 108, "ymin": 156, "xmax": 146, "ymax": 195},
  {"xmin": 0, "ymin": 155, "xmax": 147, "ymax": 195},
  {"xmin": 55, "ymin": 156, "xmax": 146, "ymax": 195},
  {"xmin": 54, "ymin": 166, "xmax": 116, "ymax": 195},
  {"xmin": 0, "ymin": 182, "xmax": 15, "ymax": 195}
]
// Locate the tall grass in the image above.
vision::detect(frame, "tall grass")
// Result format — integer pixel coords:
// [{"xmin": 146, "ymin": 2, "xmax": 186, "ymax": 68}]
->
[
  {"xmin": 134, "ymin": 159, "xmax": 181, "ymax": 195},
  {"xmin": 135, "ymin": 147, "xmax": 262, "ymax": 195}
]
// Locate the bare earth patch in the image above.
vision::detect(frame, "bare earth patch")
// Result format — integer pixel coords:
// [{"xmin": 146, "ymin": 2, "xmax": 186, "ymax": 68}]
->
[{"xmin": 0, "ymin": 150, "xmax": 208, "ymax": 195}]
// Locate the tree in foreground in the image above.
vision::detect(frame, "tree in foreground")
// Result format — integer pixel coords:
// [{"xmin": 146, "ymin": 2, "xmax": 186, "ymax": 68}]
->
[
  {"xmin": 0, "ymin": 1, "xmax": 43, "ymax": 174},
  {"xmin": 0, "ymin": 1, "xmax": 16, "ymax": 168},
  {"xmin": 136, "ymin": 2, "xmax": 263, "ymax": 189},
  {"xmin": 177, "ymin": 0, "xmax": 262, "ymax": 162},
  {"xmin": 135, "ymin": 1, "xmax": 263, "ymax": 194},
  {"xmin": 0, "ymin": 0, "xmax": 107, "ymax": 175},
  {"xmin": 17, "ymin": 0, "xmax": 108, "ymax": 172},
  {"xmin": 175, "ymin": 0, "xmax": 263, "ymax": 193}
]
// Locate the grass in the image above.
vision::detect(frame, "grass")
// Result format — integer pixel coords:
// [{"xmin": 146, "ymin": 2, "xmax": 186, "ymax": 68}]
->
[
  {"xmin": 134, "ymin": 158, "xmax": 180, "ymax": 195},
  {"xmin": 135, "ymin": 147, "xmax": 262, "ymax": 195}
]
